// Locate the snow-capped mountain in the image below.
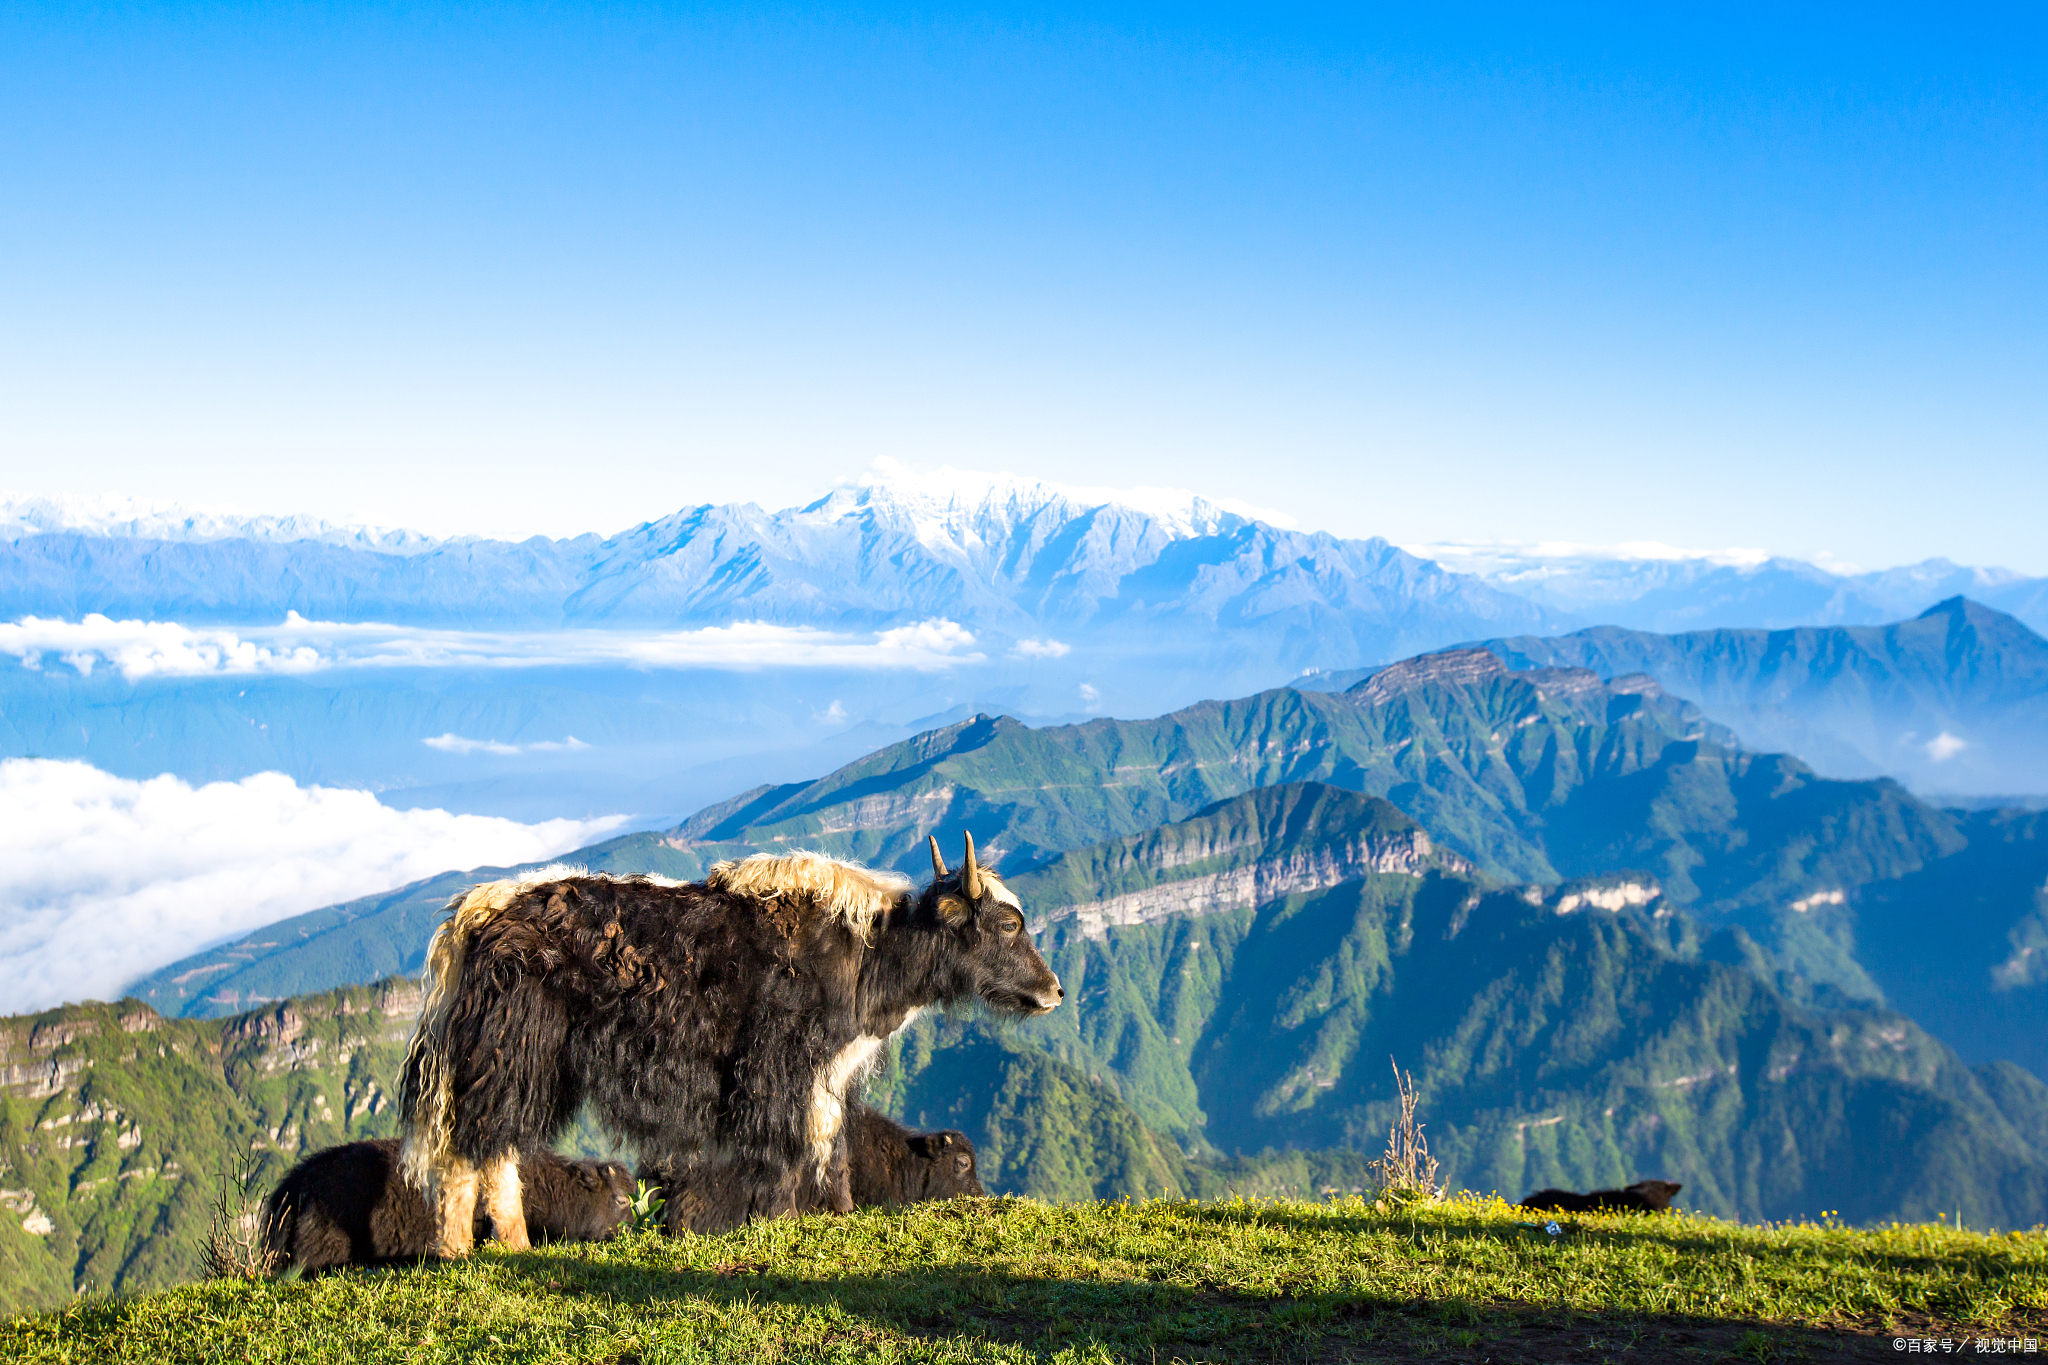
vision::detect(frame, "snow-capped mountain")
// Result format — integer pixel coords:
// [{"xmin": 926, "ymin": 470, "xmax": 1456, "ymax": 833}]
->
[{"xmin": 0, "ymin": 492, "xmax": 444, "ymax": 555}]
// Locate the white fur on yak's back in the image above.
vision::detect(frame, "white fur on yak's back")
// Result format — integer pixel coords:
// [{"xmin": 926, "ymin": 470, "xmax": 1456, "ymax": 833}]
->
[{"xmin": 707, "ymin": 850, "xmax": 911, "ymax": 942}]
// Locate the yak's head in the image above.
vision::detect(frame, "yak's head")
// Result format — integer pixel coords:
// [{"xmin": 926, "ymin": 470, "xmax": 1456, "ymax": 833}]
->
[
  {"xmin": 919, "ymin": 833, "xmax": 1063, "ymax": 1016},
  {"xmin": 909, "ymin": 1128, "xmax": 984, "ymax": 1199}
]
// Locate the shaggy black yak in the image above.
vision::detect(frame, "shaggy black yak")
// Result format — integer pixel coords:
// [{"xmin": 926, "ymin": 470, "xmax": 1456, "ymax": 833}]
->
[
  {"xmin": 1519, "ymin": 1180, "xmax": 1683, "ymax": 1214},
  {"xmin": 399, "ymin": 836, "xmax": 1061, "ymax": 1252},
  {"xmin": 261, "ymin": 1138, "xmax": 632, "ymax": 1274}
]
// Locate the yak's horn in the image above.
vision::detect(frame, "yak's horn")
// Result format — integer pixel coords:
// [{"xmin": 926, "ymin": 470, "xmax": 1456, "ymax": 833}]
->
[
  {"xmin": 929, "ymin": 834, "xmax": 948, "ymax": 879},
  {"xmin": 963, "ymin": 832, "xmax": 984, "ymax": 900}
]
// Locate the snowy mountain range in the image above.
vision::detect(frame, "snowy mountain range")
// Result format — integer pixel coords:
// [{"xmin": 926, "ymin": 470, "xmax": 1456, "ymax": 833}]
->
[
  {"xmin": 0, "ymin": 471, "xmax": 1561, "ymax": 668},
  {"xmin": 12, "ymin": 471, "xmax": 2043, "ymax": 641}
]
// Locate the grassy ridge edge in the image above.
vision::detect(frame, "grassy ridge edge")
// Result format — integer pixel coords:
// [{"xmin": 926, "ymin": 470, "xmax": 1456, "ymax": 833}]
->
[{"xmin": 7, "ymin": 1194, "xmax": 2045, "ymax": 1363}]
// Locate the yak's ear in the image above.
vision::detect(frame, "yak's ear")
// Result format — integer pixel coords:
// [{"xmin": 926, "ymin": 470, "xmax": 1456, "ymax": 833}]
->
[{"xmin": 937, "ymin": 895, "xmax": 973, "ymax": 926}]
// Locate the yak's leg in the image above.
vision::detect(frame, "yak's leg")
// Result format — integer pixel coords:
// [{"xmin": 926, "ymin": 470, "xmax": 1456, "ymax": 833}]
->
[
  {"xmin": 432, "ymin": 1158, "xmax": 482, "ymax": 1259},
  {"xmin": 795, "ymin": 1129, "xmax": 851, "ymax": 1214},
  {"xmin": 481, "ymin": 1153, "xmax": 529, "ymax": 1250}
]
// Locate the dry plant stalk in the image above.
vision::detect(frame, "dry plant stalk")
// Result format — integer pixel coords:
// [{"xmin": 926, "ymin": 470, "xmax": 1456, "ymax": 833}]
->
[
  {"xmin": 200, "ymin": 1163, "xmax": 280, "ymax": 1281},
  {"xmin": 1368, "ymin": 1059, "xmax": 1442, "ymax": 1207}
]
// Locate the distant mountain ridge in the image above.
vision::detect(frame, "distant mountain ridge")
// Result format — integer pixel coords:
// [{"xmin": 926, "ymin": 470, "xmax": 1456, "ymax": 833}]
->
[
  {"xmin": 1417, "ymin": 541, "xmax": 2048, "ymax": 635},
  {"xmin": 1471, "ymin": 597, "xmax": 2048, "ymax": 796}
]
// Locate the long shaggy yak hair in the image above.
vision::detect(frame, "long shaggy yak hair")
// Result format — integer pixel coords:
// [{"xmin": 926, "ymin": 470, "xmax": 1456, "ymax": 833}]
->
[
  {"xmin": 398, "ymin": 837, "xmax": 1061, "ymax": 1254},
  {"xmin": 261, "ymin": 1138, "xmax": 633, "ymax": 1274}
]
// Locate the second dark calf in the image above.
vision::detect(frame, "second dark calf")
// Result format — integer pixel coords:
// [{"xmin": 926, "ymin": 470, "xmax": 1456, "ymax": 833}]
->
[
  {"xmin": 262, "ymin": 1138, "xmax": 635, "ymax": 1274},
  {"xmin": 1519, "ymin": 1179, "xmax": 1682, "ymax": 1214}
]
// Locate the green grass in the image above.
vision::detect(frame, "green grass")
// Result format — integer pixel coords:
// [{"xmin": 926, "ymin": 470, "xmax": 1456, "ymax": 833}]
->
[{"xmin": 7, "ymin": 1195, "xmax": 2046, "ymax": 1363}]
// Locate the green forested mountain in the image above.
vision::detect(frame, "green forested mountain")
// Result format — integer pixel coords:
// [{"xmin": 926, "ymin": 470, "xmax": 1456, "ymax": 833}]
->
[
  {"xmin": 133, "ymin": 650, "xmax": 2048, "ymax": 1097},
  {"xmin": 978, "ymin": 785, "xmax": 2048, "ymax": 1230},
  {"xmin": 131, "ymin": 652, "xmax": 1783, "ymax": 1011}
]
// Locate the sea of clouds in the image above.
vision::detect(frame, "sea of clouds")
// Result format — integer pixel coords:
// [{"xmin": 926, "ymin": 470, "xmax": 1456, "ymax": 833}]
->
[
  {"xmin": 0, "ymin": 758, "xmax": 626, "ymax": 1014},
  {"xmin": 0, "ymin": 614, "xmax": 983, "ymax": 681}
]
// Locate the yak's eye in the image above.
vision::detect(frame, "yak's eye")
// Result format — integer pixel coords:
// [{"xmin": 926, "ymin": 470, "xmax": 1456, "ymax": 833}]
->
[{"xmin": 999, "ymin": 915, "xmax": 1023, "ymax": 935}]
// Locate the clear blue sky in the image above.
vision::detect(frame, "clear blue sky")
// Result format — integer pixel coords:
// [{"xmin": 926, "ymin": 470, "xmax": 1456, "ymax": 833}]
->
[{"xmin": 2, "ymin": 4, "xmax": 2043, "ymax": 569}]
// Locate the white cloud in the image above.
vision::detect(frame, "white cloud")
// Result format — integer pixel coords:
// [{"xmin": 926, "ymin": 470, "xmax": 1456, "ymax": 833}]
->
[
  {"xmin": 1079, "ymin": 682, "xmax": 1102, "ymax": 712},
  {"xmin": 0, "ymin": 614, "xmax": 324, "ymax": 680},
  {"xmin": 1925, "ymin": 731, "xmax": 1969, "ymax": 762},
  {"xmin": 815, "ymin": 700, "xmax": 849, "ymax": 724},
  {"xmin": 1012, "ymin": 637, "xmax": 1072, "ymax": 659},
  {"xmin": 0, "ymin": 612, "xmax": 984, "ymax": 680},
  {"xmin": 1404, "ymin": 539, "xmax": 1777, "ymax": 577},
  {"xmin": 423, "ymin": 734, "xmax": 521, "ymax": 755},
  {"xmin": 0, "ymin": 758, "xmax": 626, "ymax": 1014},
  {"xmin": 422, "ymin": 733, "xmax": 589, "ymax": 756}
]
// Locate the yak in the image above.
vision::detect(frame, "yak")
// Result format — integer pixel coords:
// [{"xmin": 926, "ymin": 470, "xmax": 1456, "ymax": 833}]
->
[
  {"xmin": 398, "ymin": 834, "xmax": 1061, "ymax": 1255},
  {"xmin": 1520, "ymin": 1180, "xmax": 1683, "ymax": 1214},
  {"xmin": 261, "ymin": 1138, "xmax": 633, "ymax": 1274},
  {"xmin": 644, "ymin": 1102, "xmax": 984, "ymax": 1227}
]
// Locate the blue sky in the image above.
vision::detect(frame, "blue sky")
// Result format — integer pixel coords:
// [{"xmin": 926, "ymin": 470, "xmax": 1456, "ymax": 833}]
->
[{"xmin": 2, "ymin": 4, "xmax": 2043, "ymax": 569}]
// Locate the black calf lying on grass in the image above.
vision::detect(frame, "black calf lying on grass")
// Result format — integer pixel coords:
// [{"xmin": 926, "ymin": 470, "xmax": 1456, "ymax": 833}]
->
[
  {"xmin": 846, "ymin": 1104, "xmax": 984, "ymax": 1208},
  {"xmin": 1519, "ymin": 1179, "xmax": 1682, "ymax": 1214},
  {"xmin": 262, "ymin": 1138, "xmax": 633, "ymax": 1274},
  {"xmin": 644, "ymin": 1103, "xmax": 983, "ymax": 1229}
]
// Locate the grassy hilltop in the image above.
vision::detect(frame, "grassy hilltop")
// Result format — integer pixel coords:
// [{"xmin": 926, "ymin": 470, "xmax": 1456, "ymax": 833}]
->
[{"xmin": 6, "ymin": 1196, "xmax": 2045, "ymax": 1364}]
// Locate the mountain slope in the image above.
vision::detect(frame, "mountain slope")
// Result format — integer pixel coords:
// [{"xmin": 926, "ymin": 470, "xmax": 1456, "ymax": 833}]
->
[
  {"xmin": 997, "ymin": 785, "xmax": 2048, "ymax": 1228},
  {"xmin": 129, "ymin": 655, "xmax": 2048, "ymax": 1095},
  {"xmin": 0, "ymin": 981, "xmax": 420, "ymax": 1314},
  {"xmin": 1477, "ymin": 597, "xmax": 2048, "ymax": 795}
]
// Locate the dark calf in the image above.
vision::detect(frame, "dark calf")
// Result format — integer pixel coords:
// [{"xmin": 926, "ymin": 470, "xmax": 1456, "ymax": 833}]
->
[
  {"xmin": 644, "ymin": 1103, "xmax": 983, "ymax": 1227},
  {"xmin": 846, "ymin": 1105, "xmax": 983, "ymax": 1208},
  {"xmin": 1519, "ymin": 1179, "xmax": 1682, "ymax": 1214},
  {"xmin": 262, "ymin": 1138, "xmax": 633, "ymax": 1274}
]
